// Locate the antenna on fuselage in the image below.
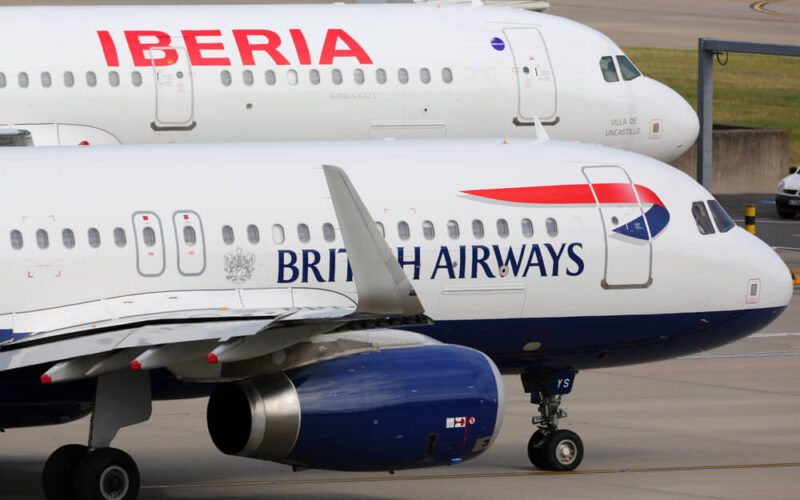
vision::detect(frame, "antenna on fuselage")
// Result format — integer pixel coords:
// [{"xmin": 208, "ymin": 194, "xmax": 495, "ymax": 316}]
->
[{"xmin": 533, "ymin": 116, "xmax": 550, "ymax": 143}]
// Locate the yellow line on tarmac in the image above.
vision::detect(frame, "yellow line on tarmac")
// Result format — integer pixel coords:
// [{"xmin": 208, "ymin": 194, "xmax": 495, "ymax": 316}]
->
[
  {"xmin": 750, "ymin": 0, "xmax": 790, "ymax": 17},
  {"xmin": 144, "ymin": 462, "xmax": 800, "ymax": 490}
]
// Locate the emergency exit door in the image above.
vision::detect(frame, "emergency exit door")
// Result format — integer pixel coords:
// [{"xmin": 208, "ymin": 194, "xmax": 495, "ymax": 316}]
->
[
  {"xmin": 503, "ymin": 28, "xmax": 557, "ymax": 123},
  {"xmin": 582, "ymin": 166, "xmax": 652, "ymax": 288},
  {"xmin": 151, "ymin": 47, "xmax": 195, "ymax": 129}
]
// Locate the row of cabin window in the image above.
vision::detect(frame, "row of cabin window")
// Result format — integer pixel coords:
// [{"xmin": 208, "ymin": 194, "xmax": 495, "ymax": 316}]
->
[
  {"xmin": 223, "ymin": 67, "xmax": 454, "ymax": 87},
  {"xmin": 223, "ymin": 217, "xmax": 556, "ymax": 247},
  {"xmin": 0, "ymin": 67, "xmax": 455, "ymax": 90},
  {"xmin": 0, "ymin": 71, "xmax": 144, "ymax": 89},
  {"xmin": 9, "ymin": 227, "xmax": 136, "ymax": 250},
  {"xmin": 9, "ymin": 217, "xmax": 558, "ymax": 251}
]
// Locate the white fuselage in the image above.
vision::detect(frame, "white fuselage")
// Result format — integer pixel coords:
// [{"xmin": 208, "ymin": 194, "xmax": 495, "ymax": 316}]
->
[
  {"xmin": 0, "ymin": 5, "xmax": 698, "ymax": 162},
  {"xmin": 0, "ymin": 139, "xmax": 789, "ymax": 374}
]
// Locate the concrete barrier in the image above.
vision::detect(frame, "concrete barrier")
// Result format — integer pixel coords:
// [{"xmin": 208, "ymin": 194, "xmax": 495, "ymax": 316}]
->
[{"xmin": 670, "ymin": 124, "xmax": 791, "ymax": 194}]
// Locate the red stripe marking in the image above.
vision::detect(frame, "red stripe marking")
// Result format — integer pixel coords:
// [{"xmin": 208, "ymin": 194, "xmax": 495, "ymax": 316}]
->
[{"xmin": 462, "ymin": 183, "xmax": 664, "ymax": 207}]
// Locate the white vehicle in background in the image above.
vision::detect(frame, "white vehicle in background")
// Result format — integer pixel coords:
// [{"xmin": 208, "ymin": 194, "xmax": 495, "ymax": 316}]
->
[{"xmin": 775, "ymin": 166, "xmax": 800, "ymax": 218}]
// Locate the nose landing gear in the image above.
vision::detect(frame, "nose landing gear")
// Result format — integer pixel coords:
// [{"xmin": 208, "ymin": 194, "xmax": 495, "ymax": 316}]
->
[{"xmin": 522, "ymin": 371, "xmax": 584, "ymax": 471}]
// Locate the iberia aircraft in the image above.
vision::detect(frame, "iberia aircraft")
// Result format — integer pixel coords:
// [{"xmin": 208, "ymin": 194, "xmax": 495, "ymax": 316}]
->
[
  {"xmin": 0, "ymin": 138, "xmax": 789, "ymax": 499},
  {"xmin": 0, "ymin": 4, "xmax": 698, "ymax": 162}
]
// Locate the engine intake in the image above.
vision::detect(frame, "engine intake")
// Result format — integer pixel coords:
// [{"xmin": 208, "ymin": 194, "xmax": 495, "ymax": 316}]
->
[{"xmin": 207, "ymin": 344, "xmax": 504, "ymax": 471}]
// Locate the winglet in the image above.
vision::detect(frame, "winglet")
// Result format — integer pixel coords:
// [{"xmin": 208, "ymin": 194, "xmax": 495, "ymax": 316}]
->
[
  {"xmin": 533, "ymin": 116, "xmax": 550, "ymax": 142},
  {"xmin": 323, "ymin": 165, "xmax": 424, "ymax": 316}
]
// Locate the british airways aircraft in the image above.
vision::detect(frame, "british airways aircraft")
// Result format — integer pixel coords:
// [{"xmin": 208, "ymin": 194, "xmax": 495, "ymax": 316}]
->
[
  {"xmin": 0, "ymin": 138, "xmax": 788, "ymax": 500},
  {"xmin": 0, "ymin": 4, "xmax": 698, "ymax": 162}
]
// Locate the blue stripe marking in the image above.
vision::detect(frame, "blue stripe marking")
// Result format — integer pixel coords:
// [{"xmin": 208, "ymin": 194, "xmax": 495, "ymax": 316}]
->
[{"xmin": 613, "ymin": 204, "xmax": 670, "ymax": 240}]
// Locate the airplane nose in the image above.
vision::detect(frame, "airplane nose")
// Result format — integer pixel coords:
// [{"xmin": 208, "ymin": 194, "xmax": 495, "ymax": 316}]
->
[
  {"xmin": 739, "ymin": 228, "xmax": 793, "ymax": 310},
  {"xmin": 638, "ymin": 77, "xmax": 699, "ymax": 162}
]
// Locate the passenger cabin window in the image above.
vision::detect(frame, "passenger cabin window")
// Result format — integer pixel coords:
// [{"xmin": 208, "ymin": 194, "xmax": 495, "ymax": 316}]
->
[
  {"xmin": 86, "ymin": 71, "xmax": 97, "ymax": 87},
  {"xmin": 707, "ymin": 199, "xmax": 735, "ymax": 233},
  {"xmin": 442, "ymin": 67, "xmax": 453, "ymax": 84},
  {"xmin": 323, "ymin": 223, "xmax": 335, "ymax": 242},
  {"xmin": 297, "ymin": 223, "xmax": 310, "ymax": 243},
  {"xmin": 472, "ymin": 219, "xmax": 484, "ymax": 239},
  {"xmin": 18, "ymin": 72, "xmax": 29, "ymax": 88},
  {"xmin": 332, "ymin": 69, "xmax": 342, "ymax": 85},
  {"xmin": 376, "ymin": 68, "xmax": 387, "ymax": 84},
  {"xmin": 109, "ymin": 71, "xmax": 120, "ymax": 87},
  {"xmin": 287, "ymin": 69, "xmax": 298, "ymax": 86},
  {"xmin": 354, "ymin": 69, "xmax": 365, "ymax": 85},
  {"xmin": 243, "ymin": 70, "xmax": 254, "ymax": 86},
  {"xmin": 420, "ymin": 68, "xmax": 431, "ymax": 84},
  {"xmin": 131, "ymin": 71, "xmax": 143, "ymax": 87},
  {"xmin": 447, "ymin": 220, "xmax": 460, "ymax": 239},
  {"xmin": 36, "ymin": 229, "xmax": 49, "ymax": 249},
  {"xmin": 114, "ymin": 227, "xmax": 126, "ymax": 247},
  {"xmin": 62, "ymin": 229, "xmax": 75, "ymax": 249},
  {"xmin": 142, "ymin": 227, "xmax": 156, "ymax": 247},
  {"xmin": 0, "ymin": 72, "xmax": 5, "ymax": 88},
  {"xmin": 88, "ymin": 228, "xmax": 101, "ymax": 248},
  {"xmin": 497, "ymin": 219, "xmax": 509, "ymax": 238},
  {"xmin": 222, "ymin": 225, "xmax": 234, "ymax": 244},
  {"xmin": 64, "ymin": 71, "xmax": 75, "ymax": 88},
  {"xmin": 247, "ymin": 224, "xmax": 260, "ymax": 244},
  {"xmin": 398, "ymin": 221, "xmax": 410, "ymax": 240},
  {"xmin": 41, "ymin": 72, "xmax": 52, "ymax": 88},
  {"xmin": 422, "ymin": 220, "xmax": 435, "ymax": 240},
  {"xmin": 398, "ymin": 68, "xmax": 409, "ymax": 84},
  {"xmin": 375, "ymin": 221, "xmax": 385, "ymax": 237},
  {"xmin": 599, "ymin": 56, "xmax": 619, "ymax": 82},
  {"xmin": 616, "ymin": 56, "xmax": 641, "ymax": 81},
  {"xmin": 546, "ymin": 218, "xmax": 558, "ymax": 237},
  {"xmin": 221, "ymin": 70, "xmax": 232, "ymax": 87},
  {"xmin": 183, "ymin": 226, "xmax": 197, "ymax": 246},
  {"xmin": 691, "ymin": 201, "xmax": 715, "ymax": 235},
  {"xmin": 310, "ymin": 69, "xmax": 320, "ymax": 85},
  {"xmin": 265, "ymin": 70, "xmax": 276, "ymax": 86},
  {"xmin": 10, "ymin": 229, "xmax": 22, "ymax": 250},
  {"xmin": 521, "ymin": 218, "xmax": 534, "ymax": 237},
  {"xmin": 272, "ymin": 224, "xmax": 285, "ymax": 244}
]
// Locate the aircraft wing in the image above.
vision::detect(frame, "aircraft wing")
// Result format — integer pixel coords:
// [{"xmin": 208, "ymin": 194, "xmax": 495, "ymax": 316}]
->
[{"xmin": 0, "ymin": 165, "xmax": 429, "ymax": 383}]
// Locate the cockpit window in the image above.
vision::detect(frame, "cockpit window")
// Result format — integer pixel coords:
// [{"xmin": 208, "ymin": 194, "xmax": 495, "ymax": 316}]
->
[
  {"xmin": 599, "ymin": 56, "xmax": 619, "ymax": 82},
  {"xmin": 707, "ymin": 199, "xmax": 735, "ymax": 233},
  {"xmin": 616, "ymin": 56, "xmax": 641, "ymax": 81},
  {"xmin": 691, "ymin": 201, "xmax": 716, "ymax": 235}
]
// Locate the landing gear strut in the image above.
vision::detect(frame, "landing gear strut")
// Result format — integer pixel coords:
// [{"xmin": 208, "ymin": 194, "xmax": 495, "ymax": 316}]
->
[
  {"xmin": 42, "ymin": 371, "xmax": 151, "ymax": 500},
  {"xmin": 521, "ymin": 371, "xmax": 583, "ymax": 471}
]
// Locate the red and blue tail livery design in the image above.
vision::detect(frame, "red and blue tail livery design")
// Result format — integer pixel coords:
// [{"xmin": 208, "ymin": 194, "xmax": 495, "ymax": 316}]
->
[{"xmin": 462, "ymin": 183, "xmax": 670, "ymax": 240}]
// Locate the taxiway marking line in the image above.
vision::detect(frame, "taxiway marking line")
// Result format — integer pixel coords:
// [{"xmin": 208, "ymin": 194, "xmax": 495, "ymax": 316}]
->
[
  {"xmin": 750, "ymin": 0, "xmax": 790, "ymax": 17},
  {"xmin": 751, "ymin": 332, "xmax": 800, "ymax": 337},
  {"xmin": 142, "ymin": 462, "xmax": 800, "ymax": 490}
]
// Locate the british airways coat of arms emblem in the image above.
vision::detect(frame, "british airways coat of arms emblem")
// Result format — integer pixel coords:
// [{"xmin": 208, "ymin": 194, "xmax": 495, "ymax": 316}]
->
[{"xmin": 224, "ymin": 248, "xmax": 255, "ymax": 282}]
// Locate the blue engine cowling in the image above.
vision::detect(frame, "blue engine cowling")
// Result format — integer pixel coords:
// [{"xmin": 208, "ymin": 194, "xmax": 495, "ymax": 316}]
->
[{"xmin": 207, "ymin": 344, "xmax": 504, "ymax": 471}]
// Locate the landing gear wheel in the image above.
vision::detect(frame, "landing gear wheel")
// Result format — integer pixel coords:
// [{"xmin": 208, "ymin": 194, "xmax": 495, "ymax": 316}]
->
[
  {"xmin": 527, "ymin": 430, "xmax": 548, "ymax": 469},
  {"xmin": 74, "ymin": 448, "xmax": 139, "ymax": 500},
  {"xmin": 777, "ymin": 208, "xmax": 796, "ymax": 219},
  {"xmin": 42, "ymin": 444, "xmax": 89, "ymax": 500},
  {"xmin": 544, "ymin": 429, "xmax": 583, "ymax": 471}
]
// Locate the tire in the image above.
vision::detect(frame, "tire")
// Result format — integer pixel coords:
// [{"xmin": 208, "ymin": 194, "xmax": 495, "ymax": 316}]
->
[
  {"xmin": 776, "ymin": 208, "xmax": 796, "ymax": 219},
  {"xmin": 544, "ymin": 429, "xmax": 583, "ymax": 471},
  {"xmin": 74, "ymin": 448, "xmax": 139, "ymax": 500},
  {"xmin": 527, "ymin": 430, "xmax": 549, "ymax": 469},
  {"xmin": 42, "ymin": 444, "xmax": 89, "ymax": 500}
]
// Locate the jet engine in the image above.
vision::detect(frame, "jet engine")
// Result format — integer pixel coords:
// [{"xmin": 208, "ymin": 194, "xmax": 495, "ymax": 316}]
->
[{"xmin": 207, "ymin": 344, "xmax": 504, "ymax": 471}]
